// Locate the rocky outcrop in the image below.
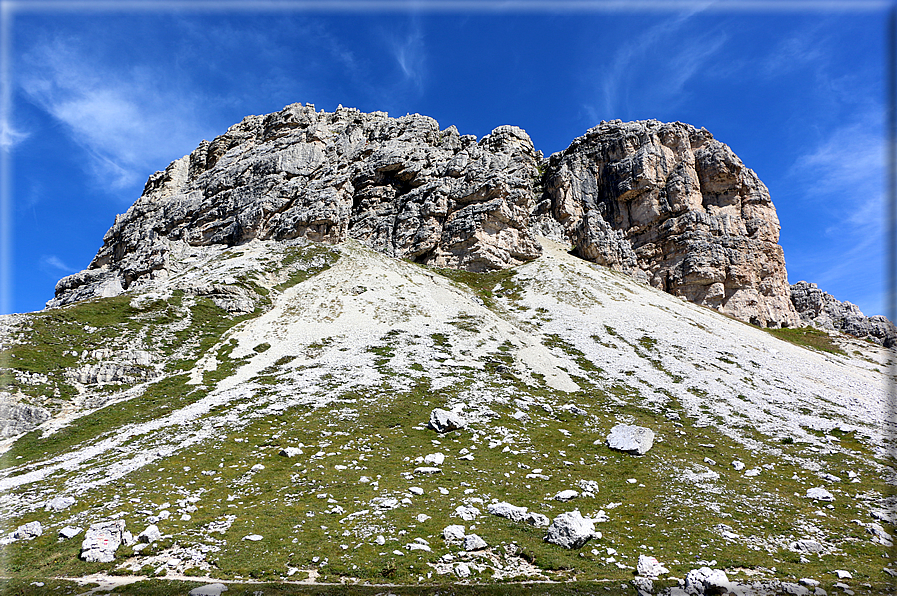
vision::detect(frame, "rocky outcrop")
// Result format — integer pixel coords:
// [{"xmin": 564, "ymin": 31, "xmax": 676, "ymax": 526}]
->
[
  {"xmin": 49, "ymin": 104, "xmax": 542, "ymax": 307},
  {"xmin": 538, "ymin": 119, "xmax": 799, "ymax": 328},
  {"xmin": 49, "ymin": 105, "xmax": 848, "ymax": 333},
  {"xmin": 791, "ymin": 281, "xmax": 896, "ymax": 347},
  {"xmin": 0, "ymin": 398, "xmax": 50, "ymax": 437}
]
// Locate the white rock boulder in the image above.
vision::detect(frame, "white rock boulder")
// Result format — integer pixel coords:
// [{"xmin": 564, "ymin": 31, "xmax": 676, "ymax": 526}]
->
[
  {"xmin": 80, "ymin": 520, "xmax": 126, "ymax": 563},
  {"xmin": 604, "ymin": 424, "xmax": 655, "ymax": 455},
  {"xmin": 429, "ymin": 408, "xmax": 466, "ymax": 433},
  {"xmin": 544, "ymin": 510, "xmax": 597, "ymax": 549},
  {"xmin": 487, "ymin": 501, "xmax": 528, "ymax": 522}
]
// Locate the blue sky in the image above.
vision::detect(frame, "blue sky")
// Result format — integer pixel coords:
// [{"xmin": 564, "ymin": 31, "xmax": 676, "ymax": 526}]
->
[{"xmin": 1, "ymin": 1, "xmax": 892, "ymax": 318}]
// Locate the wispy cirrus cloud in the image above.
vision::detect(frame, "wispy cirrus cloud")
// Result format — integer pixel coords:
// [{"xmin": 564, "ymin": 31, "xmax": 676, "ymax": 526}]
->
[
  {"xmin": 39, "ymin": 254, "xmax": 76, "ymax": 275},
  {"xmin": 18, "ymin": 37, "xmax": 212, "ymax": 193},
  {"xmin": 0, "ymin": 115, "xmax": 29, "ymax": 151},
  {"xmin": 588, "ymin": 3, "xmax": 721, "ymax": 121},
  {"xmin": 389, "ymin": 21, "xmax": 427, "ymax": 94},
  {"xmin": 786, "ymin": 107, "xmax": 886, "ymax": 310}
]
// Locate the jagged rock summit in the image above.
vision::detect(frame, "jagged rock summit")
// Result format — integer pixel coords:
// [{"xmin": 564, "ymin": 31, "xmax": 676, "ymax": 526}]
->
[{"xmin": 54, "ymin": 102, "xmax": 874, "ymax": 333}]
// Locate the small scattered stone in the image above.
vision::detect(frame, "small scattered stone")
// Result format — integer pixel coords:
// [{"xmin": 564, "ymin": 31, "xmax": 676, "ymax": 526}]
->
[
  {"xmin": 429, "ymin": 408, "xmax": 466, "ymax": 433},
  {"xmin": 463, "ymin": 534, "xmax": 487, "ymax": 551},
  {"xmin": 414, "ymin": 466, "xmax": 442, "ymax": 475},
  {"xmin": 409, "ymin": 487, "xmax": 424, "ymax": 495},
  {"xmin": 45, "ymin": 496, "xmax": 76, "ymax": 512},
  {"xmin": 424, "ymin": 452, "xmax": 446, "ymax": 465},
  {"xmin": 279, "ymin": 447, "xmax": 303, "ymax": 457},
  {"xmin": 138, "ymin": 524, "xmax": 161, "ymax": 544},
  {"xmin": 806, "ymin": 487, "xmax": 835, "ymax": 501},
  {"xmin": 454, "ymin": 562, "xmax": 471, "ymax": 578},
  {"xmin": 732, "ymin": 461, "xmax": 746, "ymax": 471},
  {"xmin": 59, "ymin": 526, "xmax": 82, "ymax": 540},
  {"xmin": 637, "ymin": 554, "xmax": 670, "ymax": 578},
  {"xmin": 555, "ymin": 489, "xmax": 579, "ymax": 502},
  {"xmin": 242, "ymin": 534, "xmax": 263, "ymax": 541},
  {"xmin": 834, "ymin": 570, "xmax": 852, "ymax": 579}
]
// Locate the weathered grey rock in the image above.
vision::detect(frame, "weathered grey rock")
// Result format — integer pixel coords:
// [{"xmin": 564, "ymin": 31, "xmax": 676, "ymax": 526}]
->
[
  {"xmin": 790, "ymin": 281, "xmax": 896, "ymax": 346},
  {"xmin": 429, "ymin": 408, "xmax": 466, "ymax": 433},
  {"xmin": 605, "ymin": 423, "xmax": 655, "ymax": 455},
  {"xmin": 684, "ymin": 567, "xmax": 732, "ymax": 595},
  {"xmin": 544, "ymin": 510, "xmax": 596, "ymax": 549},
  {"xmin": 454, "ymin": 562, "xmax": 472, "ymax": 578},
  {"xmin": 5, "ymin": 521, "xmax": 43, "ymax": 543},
  {"xmin": 790, "ymin": 539, "xmax": 825, "ymax": 553},
  {"xmin": 0, "ymin": 399, "xmax": 50, "ymax": 437},
  {"xmin": 279, "ymin": 447, "xmax": 304, "ymax": 457},
  {"xmin": 487, "ymin": 501, "xmax": 528, "ymax": 522},
  {"xmin": 463, "ymin": 533, "xmax": 487, "ymax": 551},
  {"xmin": 443, "ymin": 525, "xmax": 466, "ymax": 542},
  {"xmin": 45, "ymin": 496, "xmax": 76, "ymax": 512},
  {"xmin": 637, "ymin": 554, "xmax": 670, "ymax": 578},
  {"xmin": 80, "ymin": 520, "xmax": 126, "ymax": 563},
  {"xmin": 539, "ymin": 119, "xmax": 799, "ymax": 328},
  {"xmin": 59, "ymin": 526, "xmax": 82, "ymax": 540},
  {"xmin": 554, "ymin": 489, "xmax": 579, "ymax": 501},
  {"xmin": 138, "ymin": 524, "xmax": 162, "ymax": 543},
  {"xmin": 189, "ymin": 584, "xmax": 229, "ymax": 596},
  {"xmin": 525, "ymin": 512, "xmax": 551, "ymax": 528},
  {"xmin": 632, "ymin": 576, "xmax": 654, "ymax": 596},
  {"xmin": 453, "ymin": 505, "xmax": 480, "ymax": 521},
  {"xmin": 806, "ymin": 487, "xmax": 834, "ymax": 501},
  {"xmin": 49, "ymin": 105, "xmax": 543, "ymax": 308}
]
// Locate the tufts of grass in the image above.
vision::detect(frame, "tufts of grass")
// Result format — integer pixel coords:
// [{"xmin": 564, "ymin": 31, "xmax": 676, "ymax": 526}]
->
[{"xmin": 765, "ymin": 326, "xmax": 845, "ymax": 355}]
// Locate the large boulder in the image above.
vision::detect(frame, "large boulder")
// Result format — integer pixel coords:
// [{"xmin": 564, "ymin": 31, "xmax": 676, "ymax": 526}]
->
[
  {"xmin": 684, "ymin": 567, "xmax": 733, "ymax": 595},
  {"xmin": 80, "ymin": 520, "xmax": 126, "ymax": 563},
  {"xmin": 544, "ymin": 510, "xmax": 597, "ymax": 549},
  {"xmin": 429, "ymin": 408, "xmax": 466, "ymax": 433},
  {"xmin": 605, "ymin": 423, "xmax": 655, "ymax": 455},
  {"xmin": 487, "ymin": 501, "xmax": 529, "ymax": 522}
]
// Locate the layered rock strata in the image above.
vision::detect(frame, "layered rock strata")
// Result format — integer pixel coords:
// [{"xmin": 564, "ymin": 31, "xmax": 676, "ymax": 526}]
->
[
  {"xmin": 538, "ymin": 119, "xmax": 799, "ymax": 328},
  {"xmin": 50, "ymin": 104, "xmax": 542, "ymax": 307},
  {"xmin": 791, "ymin": 281, "xmax": 896, "ymax": 347},
  {"xmin": 51, "ymin": 105, "xmax": 807, "ymax": 331}
]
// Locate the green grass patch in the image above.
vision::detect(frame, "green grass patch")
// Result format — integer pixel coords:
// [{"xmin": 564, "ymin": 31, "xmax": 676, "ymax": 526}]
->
[{"xmin": 765, "ymin": 326, "xmax": 845, "ymax": 355}]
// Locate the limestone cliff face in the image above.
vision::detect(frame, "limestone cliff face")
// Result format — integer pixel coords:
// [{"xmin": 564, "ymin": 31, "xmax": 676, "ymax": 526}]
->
[
  {"xmin": 51, "ymin": 106, "xmax": 802, "ymax": 331},
  {"xmin": 51, "ymin": 104, "xmax": 542, "ymax": 307},
  {"xmin": 538, "ymin": 119, "xmax": 799, "ymax": 328}
]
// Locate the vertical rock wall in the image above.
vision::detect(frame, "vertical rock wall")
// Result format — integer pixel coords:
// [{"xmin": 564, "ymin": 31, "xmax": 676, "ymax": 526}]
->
[{"xmin": 538, "ymin": 119, "xmax": 799, "ymax": 328}]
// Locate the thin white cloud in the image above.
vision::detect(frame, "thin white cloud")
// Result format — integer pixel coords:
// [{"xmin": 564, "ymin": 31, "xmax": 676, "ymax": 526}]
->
[
  {"xmin": 390, "ymin": 22, "xmax": 427, "ymax": 93},
  {"xmin": 590, "ymin": 3, "xmax": 722, "ymax": 120},
  {"xmin": 39, "ymin": 254, "xmax": 76, "ymax": 274},
  {"xmin": 786, "ymin": 109, "xmax": 886, "ymax": 311},
  {"xmin": 0, "ymin": 115, "xmax": 29, "ymax": 151},
  {"xmin": 18, "ymin": 37, "xmax": 212, "ymax": 192}
]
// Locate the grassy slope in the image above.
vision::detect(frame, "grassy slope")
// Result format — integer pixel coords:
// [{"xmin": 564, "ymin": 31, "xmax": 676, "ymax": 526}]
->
[{"xmin": 0, "ymin": 241, "xmax": 893, "ymax": 594}]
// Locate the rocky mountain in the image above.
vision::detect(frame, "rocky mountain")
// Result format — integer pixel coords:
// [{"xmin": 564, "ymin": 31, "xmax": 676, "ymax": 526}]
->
[
  {"xmin": 49, "ymin": 102, "xmax": 820, "ymax": 332},
  {"xmin": 791, "ymin": 282, "xmax": 896, "ymax": 347},
  {"xmin": 1, "ymin": 105, "xmax": 895, "ymax": 595}
]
